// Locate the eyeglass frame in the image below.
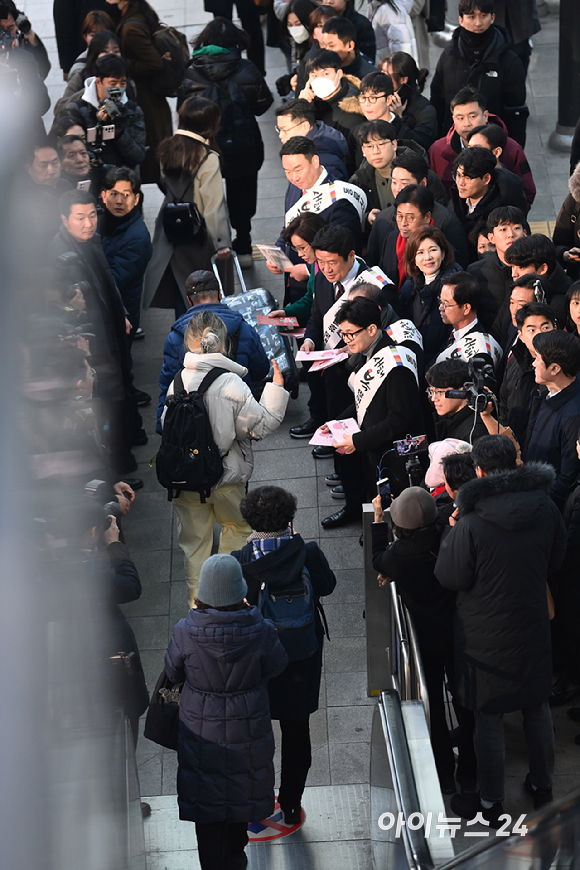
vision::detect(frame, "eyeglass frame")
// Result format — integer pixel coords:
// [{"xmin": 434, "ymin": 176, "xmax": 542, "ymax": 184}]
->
[
  {"xmin": 358, "ymin": 93, "xmax": 387, "ymax": 104},
  {"xmin": 438, "ymin": 299, "xmax": 459, "ymax": 310},
  {"xmin": 425, "ymin": 387, "xmax": 449, "ymax": 399},
  {"xmin": 361, "ymin": 139, "xmax": 393, "ymax": 152},
  {"xmin": 275, "ymin": 119, "xmax": 305, "ymax": 135},
  {"xmin": 340, "ymin": 326, "xmax": 366, "ymax": 342}
]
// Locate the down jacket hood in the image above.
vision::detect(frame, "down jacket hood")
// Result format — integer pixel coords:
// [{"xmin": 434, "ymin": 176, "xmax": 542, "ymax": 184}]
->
[
  {"xmin": 570, "ymin": 161, "xmax": 580, "ymax": 202},
  {"xmin": 309, "ymin": 120, "xmax": 348, "ymax": 160},
  {"xmin": 337, "ymin": 75, "xmax": 365, "ymax": 116},
  {"xmin": 456, "ymin": 461, "xmax": 555, "ymax": 528},
  {"xmin": 182, "ymin": 605, "xmax": 268, "ymax": 664},
  {"xmin": 185, "ymin": 47, "xmax": 241, "ymax": 83}
]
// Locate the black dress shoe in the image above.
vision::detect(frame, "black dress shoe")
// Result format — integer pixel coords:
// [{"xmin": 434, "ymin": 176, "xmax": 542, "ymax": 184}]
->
[
  {"xmin": 524, "ymin": 772, "xmax": 553, "ymax": 809},
  {"xmin": 312, "ymin": 445, "xmax": 334, "ymax": 458},
  {"xmin": 132, "ymin": 428, "xmax": 148, "ymax": 446},
  {"xmin": 290, "ymin": 418, "xmax": 318, "ymax": 438},
  {"xmin": 120, "ymin": 478, "xmax": 144, "ymax": 491},
  {"xmin": 450, "ymin": 793, "xmax": 503, "ymax": 829},
  {"xmin": 134, "ymin": 389, "xmax": 151, "ymax": 407},
  {"xmin": 325, "ymin": 472, "xmax": 341, "ymax": 486},
  {"xmin": 133, "ymin": 327, "xmax": 145, "ymax": 340},
  {"xmin": 321, "ymin": 507, "xmax": 359, "ymax": 529},
  {"xmin": 281, "ymin": 805, "xmax": 302, "ymax": 824},
  {"xmin": 331, "ymin": 484, "xmax": 345, "ymax": 499}
]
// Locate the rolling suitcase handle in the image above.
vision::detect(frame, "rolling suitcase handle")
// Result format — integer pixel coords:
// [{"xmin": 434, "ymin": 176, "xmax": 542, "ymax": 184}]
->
[{"xmin": 211, "ymin": 250, "xmax": 247, "ymax": 296}]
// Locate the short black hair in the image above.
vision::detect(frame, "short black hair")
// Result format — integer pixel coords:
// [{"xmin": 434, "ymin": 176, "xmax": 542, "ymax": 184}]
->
[
  {"xmin": 452, "ymin": 146, "xmax": 496, "ymax": 181},
  {"xmin": 357, "ymin": 119, "xmax": 396, "ymax": 145},
  {"xmin": 359, "ymin": 71, "xmax": 394, "ymax": 96},
  {"xmin": 391, "ymin": 152, "xmax": 428, "ymax": 183},
  {"xmin": 51, "ymin": 109, "xmax": 88, "ymax": 140},
  {"xmin": 394, "ymin": 183, "xmax": 434, "ymax": 216},
  {"xmin": 95, "ymin": 52, "xmax": 127, "ymax": 79},
  {"xmin": 533, "ymin": 330, "xmax": 580, "ymax": 378},
  {"xmin": 56, "ymin": 134, "xmax": 88, "ymax": 158},
  {"xmin": 275, "ymin": 98, "xmax": 315, "ymax": 127},
  {"xmin": 458, "ymin": 0, "xmax": 495, "ymax": 15},
  {"xmin": 468, "ymin": 220, "xmax": 491, "ymax": 248},
  {"xmin": 25, "ymin": 138, "xmax": 58, "ymax": 166},
  {"xmin": 512, "ymin": 273, "xmax": 547, "ymax": 297},
  {"xmin": 471, "ymin": 434, "xmax": 517, "ymax": 475},
  {"xmin": 486, "ymin": 206, "xmax": 526, "ymax": 232},
  {"xmin": 467, "ymin": 123, "xmax": 507, "ymax": 153},
  {"xmin": 450, "ymin": 85, "xmax": 487, "ymax": 113},
  {"xmin": 442, "ymin": 271, "xmax": 480, "ymax": 311},
  {"xmin": 312, "ymin": 224, "xmax": 355, "ymax": 259},
  {"xmin": 306, "ymin": 48, "xmax": 342, "ymax": 73},
  {"xmin": 59, "ymin": 188, "xmax": 97, "ymax": 216},
  {"xmin": 279, "ymin": 135, "xmax": 318, "ymax": 159},
  {"xmin": 348, "ymin": 281, "xmax": 385, "ymax": 307},
  {"xmin": 322, "ymin": 16, "xmax": 356, "ymax": 43},
  {"xmin": 504, "ymin": 234, "xmax": 556, "ymax": 273},
  {"xmin": 239, "ymin": 486, "xmax": 297, "ymax": 531},
  {"xmin": 515, "ymin": 301, "xmax": 556, "ymax": 330},
  {"xmin": 102, "ymin": 165, "xmax": 140, "ymax": 194},
  {"xmin": 442, "ymin": 452, "xmax": 476, "ymax": 491},
  {"xmin": 426, "ymin": 359, "xmax": 470, "ymax": 389},
  {"xmin": 335, "ymin": 296, "xmax": 381, "ymax": 328}
]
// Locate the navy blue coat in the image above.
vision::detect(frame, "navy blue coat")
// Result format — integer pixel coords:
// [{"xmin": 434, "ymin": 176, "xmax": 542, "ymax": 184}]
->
[
  {"xmin": 231, "ymin": 534, "xmax": 336, "ymax": 720},
  {"xmin": 156, "ymin": 302, "xmax": 270, "ymax": 432},
  {"xmin": 307, "ymin": 121, "xmax": 348, "ymax": 181},
  {"xmin": 99, "ymin": 208, "xmax": 152, "ymax": 331},
  {"xmin": 165, "ymin": 606, "xmax": 288, "ymax": 824}
]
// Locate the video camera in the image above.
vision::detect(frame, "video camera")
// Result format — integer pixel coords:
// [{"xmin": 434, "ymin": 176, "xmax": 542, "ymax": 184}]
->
[
  {"xmin": 377, "ymin": 433, "xmax": 428, "ymax": 504},
  {"xmin": 445, "ymin": 354, "xmax": 495, "ymax": 413}
]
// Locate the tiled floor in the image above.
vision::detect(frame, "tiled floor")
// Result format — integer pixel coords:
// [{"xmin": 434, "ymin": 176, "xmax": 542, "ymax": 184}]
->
[{"xmin": 27, "ymin": 0, "xmax": 579, "ymax": 865}]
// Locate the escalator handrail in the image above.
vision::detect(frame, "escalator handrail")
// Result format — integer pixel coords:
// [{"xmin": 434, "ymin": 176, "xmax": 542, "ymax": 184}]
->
[
  {"xmin": 435, "ymin": 784, "xmax": 580, "ymax": 869},
  {"xmin": 405, "ymin": 607, "xmax": 430, "ymax": 731},
  {"xmin": 379, "ymin": 689, "xmax": 434, "ymax": 870}
]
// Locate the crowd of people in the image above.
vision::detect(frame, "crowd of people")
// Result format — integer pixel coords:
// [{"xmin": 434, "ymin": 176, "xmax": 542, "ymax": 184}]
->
[{"xmin": 6, "ymin": 0, "xmax": 580, "ymax": 865}]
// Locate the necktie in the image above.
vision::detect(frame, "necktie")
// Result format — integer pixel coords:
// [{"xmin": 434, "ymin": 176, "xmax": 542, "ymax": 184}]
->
[{"xmin": 335, "ymin": 282, "xmax": 344, "ymax": 300}]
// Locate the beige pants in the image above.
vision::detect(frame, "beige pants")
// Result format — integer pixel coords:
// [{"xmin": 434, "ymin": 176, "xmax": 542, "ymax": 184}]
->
[{"xmin": 173, "ymin": 483, "xmax": 251, "ymax": 608}]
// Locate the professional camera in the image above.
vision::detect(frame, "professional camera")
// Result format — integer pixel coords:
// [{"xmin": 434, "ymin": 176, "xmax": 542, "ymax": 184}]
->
[
  {"xmin": 100, "ymin": 98, "xmax": 120, "ymax": 121},
  {"xmin": 55, "ymin": 251, "xmax": 91, "ymax": 300},
  {"xmin": 0, "ymin": 25, "xmax": 14, "ymax": 51},
  {"xmin": 15, "ymin": 12, "xmax": 30, "ymax": 34},
  {"xmin": 85, "ymin": 480, "xmax": 123, "ymax": 529},
  {"xmin": 445, "ymin": 354, "xmax": 495, "ymax": 413}
]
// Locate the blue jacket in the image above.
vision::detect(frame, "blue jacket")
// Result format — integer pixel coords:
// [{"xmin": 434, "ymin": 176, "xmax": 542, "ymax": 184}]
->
[
  {"xmin": 156, "ymin": 301, "xmax": 270, "ymax": 432},
  {"xmin": 307, "ymin": 121, "xmax": 348, "ymax": 181},
  {"xmin": 99, "ymin": 208, "xmax": 152, "ymax": 327},
  {"xmin": 165, "ymin": 606, "xmax": 288, "ymax": 824}
]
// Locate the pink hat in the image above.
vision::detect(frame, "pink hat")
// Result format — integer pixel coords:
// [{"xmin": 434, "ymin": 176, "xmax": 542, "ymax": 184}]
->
[{"xmin": 425, "ymin": 439, "xmax": 472, "ymax": 489}]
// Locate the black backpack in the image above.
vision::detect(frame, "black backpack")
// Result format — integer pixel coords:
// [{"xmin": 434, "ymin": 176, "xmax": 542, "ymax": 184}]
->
[
  {"xmin": 162, "ymin": 173, "xmax": 207, "ymax": 247},
  {"xmin": 156, "ymin": 368, "xmax": 226, "ymax": 502},
  {"xmin": 122, "ymin": 18, "xmax": 189, "ymax": 97}
]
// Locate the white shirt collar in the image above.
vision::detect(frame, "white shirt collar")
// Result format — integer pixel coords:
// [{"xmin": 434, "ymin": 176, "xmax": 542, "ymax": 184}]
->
[
  {"xmin": 453, "ymin": 317, "xmax": 478, "ymax": 342},
  {"xmin": 336, "ymin": 258, "xmax": 361, "ymax": 295}
]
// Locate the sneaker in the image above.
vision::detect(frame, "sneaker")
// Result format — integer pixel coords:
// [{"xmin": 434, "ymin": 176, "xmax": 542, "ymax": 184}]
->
[
  {"xmin": 524, "ymin": 772, "xmax": 553, "ymax": 809},
  {"xmin": 312, "ymin": 445, "xmax": 334, "ymax": 458},
  {"xmin": 450, "ymin": 793, "xmax": 504, "ymax": 829},
  {"xmin": 290, "ymin": 418, "xmax": 318, "ymax": 438},
  {"xmin": 325, "ymin": 472, "xmax": 341, "ymax": 486},
  {"xmin": 331, "ymin": 484, "xmax": 345, "ymax": 499},
  {"xmin": 281, "ymin": 805, "xmax": 302, "ymax": 824},
  {"xmin": 134, "ymin": 389, "xmax": 151, "ymax": 408},
  {"xmin": 133, "ymin": 327, "xmax": 145, "ymax": 340}
]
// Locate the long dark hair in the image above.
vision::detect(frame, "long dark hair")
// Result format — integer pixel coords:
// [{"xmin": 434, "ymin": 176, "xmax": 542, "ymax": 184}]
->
[
  {"xmin": 157, "ymin": 96, "xmax": 221, "ymax": 177},
  {"xmin": 385, "ymin": 50, "xmax": 429, "ymax": 95},
  {"xmin": 82, "ymin": 30, "xmax": 122, "ymax": 79},
  {"xmin": 191, "ymin": 16, "xmax": 250, "ymax": 52},
  {"xmin": 122, "ymin": 0, "xmax": 160, "ymax": 31}
]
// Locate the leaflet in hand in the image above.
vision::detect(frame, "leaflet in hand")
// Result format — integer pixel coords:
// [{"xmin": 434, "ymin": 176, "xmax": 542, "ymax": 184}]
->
[
  {"xmin": 309, "ymin": 352, "xmax": 349, "ymax": 372},
  {"xmin": 257, "ymin": 314, "xmax": 299, "ymax": 327},
  {"xmin": 309, "ymin": 418, "xmax": 360, "ymax": 447},
  {"xmin": 256, "ymin": 245, "xmax": 294, "ymax": 270},
  {"xmin": 295, "ymin": 349, "xmax": 342, "ymax": 362}
]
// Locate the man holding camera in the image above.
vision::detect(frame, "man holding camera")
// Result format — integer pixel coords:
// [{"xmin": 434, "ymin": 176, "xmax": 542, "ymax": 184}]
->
[
  {"xmin": 0, "ymin": 1, "xmax": 50, "ymax": 79},
  {"xmin": 62, "ymin": 54, "xmax": 146, "ymax": 172}
]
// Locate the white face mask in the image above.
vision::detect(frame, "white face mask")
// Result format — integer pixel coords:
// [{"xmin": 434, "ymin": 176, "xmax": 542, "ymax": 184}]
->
[
  {"xmin": 310, "ymin": 74, "xmax": 339, "ymax": 99},
  {"xmin": 288, "ymin": 24, "xmax": 309, "ymax": 44}
]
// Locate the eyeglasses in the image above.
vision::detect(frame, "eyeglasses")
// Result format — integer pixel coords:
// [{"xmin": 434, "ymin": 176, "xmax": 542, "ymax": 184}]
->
[
  {"xmin": 291, "ymin": 243, "xmax": 311, "ymax": 255},
  {"xmin": 340, "ymin": 327, "xmax": 365, "ymax": 342},
  {"xmin": 275, "ymin": 120, "xmax": 303, "ymax": 135},
  {"xmin": 425, "ymin": 387, "xmax": 448, "ymax": 399},
  {"xmin": 358, "ymin": 93, "xmax": 387, "ymax": 105},
  {"xmin": 361, "ymin": 139, "xmax": 392, "ymax": 152},
  {"xmin": 438, "ymin": 300, "xmax": 458, "ymax": 310},
  {"xmin": 452, "ymin": 171, "xmax": 478, "ymax": 182},
  {"xmin": 396, "ymin": 212, "xmax": 421, "ymax": 225}
]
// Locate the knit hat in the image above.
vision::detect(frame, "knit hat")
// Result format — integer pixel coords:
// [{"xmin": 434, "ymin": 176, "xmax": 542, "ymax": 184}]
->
[
  {"xmin": 425, "ymin": 439, "xmax": 472, "ymax": 489},
  {"xmin": 197, "ymin": 554, "xmax": 247, "ymax": 607},
  {"xmin": 390, "ymin": 487, "xmax": 438, "ymax": 530}
]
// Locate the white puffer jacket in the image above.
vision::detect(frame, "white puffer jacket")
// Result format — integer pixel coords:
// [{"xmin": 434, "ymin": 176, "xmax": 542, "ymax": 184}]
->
[
  {"xmin": 368, "ymin": 0, "xmax": 418, "ymax": 62},
  {"xmin": 163, "ymin": 352, "xmax": 289, "ymax": 488}
]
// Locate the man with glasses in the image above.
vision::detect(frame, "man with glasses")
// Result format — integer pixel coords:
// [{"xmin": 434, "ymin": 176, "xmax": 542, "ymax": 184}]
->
[
  {"xmin": 436, "ymin": 271, "xmax": 502, "ymax": 369},
  {"xmin": 350, "ymin": 120, "xmax": 397, "ymax": 231},
  {"xmin": 274, "ymin": 99, "xmax": 349, "ymax": 181},
  {"xmin": 425, "ymin": 359, "xmax": 488, "ymax": 442}
]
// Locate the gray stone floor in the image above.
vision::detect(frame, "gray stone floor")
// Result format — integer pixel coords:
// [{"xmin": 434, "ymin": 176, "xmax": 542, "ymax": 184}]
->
[{"xmin": 25, "ymin": 0, "xmax": 579, "ymax": 864}]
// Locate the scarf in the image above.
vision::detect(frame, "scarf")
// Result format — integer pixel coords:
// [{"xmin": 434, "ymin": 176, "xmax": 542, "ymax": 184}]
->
[
  {"xmin": 247, "ymin": 529, "xmax": 293, "ymax": 561},
  {"xmin": 459, "ymin": 26, "xmax": 496, "ymax": 63},
  {"xmin": 100, "ymin": 206, "xmax": 138, "ymax": 236},
  {"xmin": 190, "ymin": 45, "xmax": 231, "ymax": 58},
  {"xmin": 396, "ymin": 232, "xmax": 408, "ymax": 289}
]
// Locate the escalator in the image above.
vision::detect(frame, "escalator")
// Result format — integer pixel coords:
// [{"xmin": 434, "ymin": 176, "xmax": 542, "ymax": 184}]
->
[{"xmin": 363, "ymin": 505, "xmax": 580, "ymax": 870}]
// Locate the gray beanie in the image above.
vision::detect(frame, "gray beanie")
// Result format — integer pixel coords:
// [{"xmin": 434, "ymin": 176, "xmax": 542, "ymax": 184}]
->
[
  {"xmin": 197, "ymin": 554, "xmax": 247, "ymax": 607},
  {"xmin": 390, "ymin": 487, "xmax": 438, "ymax": 530}
]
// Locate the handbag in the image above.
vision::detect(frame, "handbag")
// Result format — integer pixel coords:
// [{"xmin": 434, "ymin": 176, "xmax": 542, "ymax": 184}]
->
[{"xmin": 143, "ymin": 668, "xmax": 183, "ymax": 750}]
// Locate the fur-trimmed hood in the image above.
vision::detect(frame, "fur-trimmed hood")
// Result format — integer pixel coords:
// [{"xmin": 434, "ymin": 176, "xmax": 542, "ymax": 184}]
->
[
  {"xmin": 569, "ymin": 161, "xmax": 580, "ymax": 202},
  {"xmin": 456, "ymin": 461, "xmax": 555, "ymax": 522},
  {"xmin": 338, "ymin": 75, "xmax": 365, "ymax": 116}
]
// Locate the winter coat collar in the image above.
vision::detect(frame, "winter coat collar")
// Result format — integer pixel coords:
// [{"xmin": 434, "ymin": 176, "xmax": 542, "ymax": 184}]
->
[
  {"xmin": 82, "ymin": 76, "xmax": 128, "ymax": 109},
  {"xmin": 443, "ymin": 112, "xmax": 508, "ymax": 154},
  {"xmin": 450, "ymin": 23, "xmax": 511, "ymax": 63},
  {"xmin": 456, "ymin": 462, "xmax": 555, "ymax": 515},
  {"xmin": 183, "ymin": 351, "xmax": 248, "ymax": 379}
]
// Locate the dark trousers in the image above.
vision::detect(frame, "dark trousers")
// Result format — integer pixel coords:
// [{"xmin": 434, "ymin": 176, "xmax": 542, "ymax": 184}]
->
[
  {"xmin": 217, "ymin": 0, "xmax": 265, "ymax": 74},
  {"xmin": 225, "ymin": 173, "xmax": 258, "ymax": 245},
  {"xmin": 419, "ymin": 638, "xmax": 456, "ymax": 779},
  {"xmin": 195, "ymin": 820, "xmax": 248, "ymax": 870},
  {"xmin": 278, "ymin": 718, "xmax": 311, "ymax": 810}
]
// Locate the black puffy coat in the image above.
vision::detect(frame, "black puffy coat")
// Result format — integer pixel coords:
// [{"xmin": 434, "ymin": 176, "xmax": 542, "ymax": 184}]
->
[
  {"xmin": 433, "ymin": 404, "xmax": 487, "ymax": 444},
  {"xmin": 388, "ymin": 92, "xmax": 439, "ymax": 152},
  {"xmin": 177, "ymin": 48, "xmax": 273, "ymax": 179},
  {"xmin": 65, "ymin": 92, "xmax": 147, "ymax": 169},
  {"xmin": 399, "ymin": 266, "xmax": 458, "ymax": 368},
  {"xmin": 435, "ymin": 462, "xmax": 566, "ymax": 713},
  {"xmin": 467, "ymin": 252, "xmax": 513, "ymax": 330},
  {"xmin": 430, "ymin": 25, "xmax": 527, "ymax": 146},
  {"xmin": 231, "ymin": 534, "xmax": 336, "ymax": 721},
  {"xmin": 165, "ymin": 606, "xmax": 288, "ymax": 824},
  {"xmin": 343, "ymin": 1, "xmax": 376, "ymax": 62},
  {"xmin": 498, "ymin": 339, "xmax": 540, "ymax": 445}
]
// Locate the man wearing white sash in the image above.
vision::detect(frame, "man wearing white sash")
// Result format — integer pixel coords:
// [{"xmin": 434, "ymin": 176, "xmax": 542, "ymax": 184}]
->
[
  {"xmin": 289, "ymin": 226, "xmax": 368, "ymax": 445},
  {"xmin": 320, "ymin": 296, "xmax": 424, "ymax": 528},
  {"xmin": 436, "ymin": 272, "xmax": 502, "ymax": 371}
]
